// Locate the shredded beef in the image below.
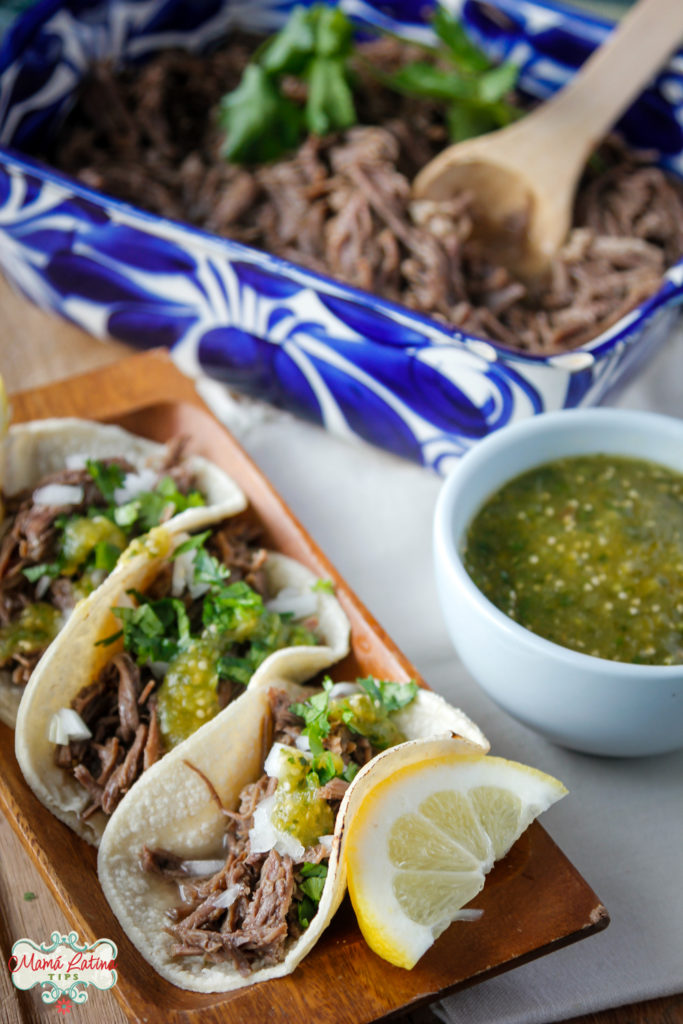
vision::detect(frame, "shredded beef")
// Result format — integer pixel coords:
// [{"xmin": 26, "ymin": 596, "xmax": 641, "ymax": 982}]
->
[
  {"xmin": 59, "ymin": 651, "xmax": 160, "ymax": 819},
  {"xmin": 0, "ymin": 443, "xmax": 199, "ymax": 688},
  {"xmin": 140, "ymin": 683, "xmax": 397, "ymax": 972},
  {"xmin": 48, "ymin": 35, "xmax": 683, "ymax": 355},
  {"xmin": 58, "ymin": 516, "xmax": 272, "ymax": 817}
]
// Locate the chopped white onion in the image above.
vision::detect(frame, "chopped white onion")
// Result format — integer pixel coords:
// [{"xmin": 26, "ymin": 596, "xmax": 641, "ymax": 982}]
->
[
  {"xmin": 263, "ymin": 741, "xmax": 307, "ymax": 779},
  {"xmin": 64, "ymin": 453, "xmax": 88, "ymax": 470},
  {"xmin": 113, "ymin": 467, "xmax": 159, "ymax": 505},
  {"xmin": 32, "ymin": 484, "xmax": 84, "ymax": 507},
  {"xmin": 453, "ymin": 909, "xmax": 484, "ymax": 922},
  {"xmin": 48, "ymin": 708, "xmax": 92, "ymax": 745},
  {"xmin": 212, "ymin": 884, "xmax": 241, "ymax": 910},
  {"xmin": 265, "ymin": 586, "xmax": 317, "ymax": 620},
  {"xmin": 171, "ymin": 547, "xmax": 210, "ymax": 600},
  {"xmin": 171, "ymin": 548, "xmax": 195, "ymax": 597},
  {"xmin": 328, "ymin": 682, "xmax": 360, "ymax": 700},
  {"xmin": 182, "ymin": 859, "xmax": 226, "ymax": 877},
  {"xmin": 35, "ymin": 575, "xmax": 52, "ymax": 599},
  {"xmin": 318, "ymin": 834, "xmax": 334, "ymax": 853},
  {"xmin": 294, "ymin": 733, "xmax": 311, "ymax": 754},
  {"xmin": 248, "ymin": 795, "xmax": 306, "ymax": 862}
]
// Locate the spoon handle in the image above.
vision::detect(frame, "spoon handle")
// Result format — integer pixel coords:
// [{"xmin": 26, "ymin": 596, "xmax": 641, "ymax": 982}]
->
[{"xmin": 538, "ymin": 0, "xmax": 683, "ymax": 163}]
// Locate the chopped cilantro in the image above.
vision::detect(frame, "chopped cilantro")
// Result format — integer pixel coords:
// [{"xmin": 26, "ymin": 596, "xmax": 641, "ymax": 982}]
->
[
  {"xmin": 298, "ymin": 862, "xmax": 328, "ymax": 928},
  {"xmin": 22, "ymin": 561, "xmax": 61, "ymax": 583},
  {"xmin": 357, "ymin": 677, "xmax": 419, "ymax": 712},
  {"xmin": 97, "ymin": 591, "xmax": 191, "ymax": 664},
  {"xmin": 311, "ymin": 579, "xmax": 335, "ymax": 594},
  {"xmin": 86, "ymin": 458, "xmax": 125, "ymax": 504},
  {"xmin": 97, "ymin": 531, "xmax": 322, "ymax": 723},
  {"xmin": 23, "ymin": 892, "xmax": 37, "ymax": 901},
  {"xmin": 93, "ymin": 541, "xmax": 123, "ymax": 573},
  {"xmin": 114, "ymin": 476, "xmax": 204, "ymax": 533},
  {"xmin": 290, "ymin": 677, "xmax": 334, "ymax": 756}
]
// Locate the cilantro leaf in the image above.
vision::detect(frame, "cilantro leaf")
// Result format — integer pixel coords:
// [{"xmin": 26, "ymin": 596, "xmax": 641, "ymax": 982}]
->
[
  {"xmin": 218, "ymin": 63, "xmax": 303, "ymax": 164},
  {"xmin": 357, "ymin": 677, "xmax": 419, "ymax": 712},
  {"xmin": 261, "ymin": 4, "xmax": 315, "ymax": 76},
  {"xmin": 290, "ymin": 677, "xmax": 333, "ymax": 756},
  {"xmin": 93, "ymin": 541, "xmax": 122, "ymax": 573},
  {"xmin": 298, "ymin": 862, "xmax": 328, "ymax": 928},
  {"xmin": 376, "ymin": 6, "xmax": 522, "ymax": 144},
  {"xmin": 99, "ymin": 592, "xmax": 191, "ymax": 664},
  {"xmin": 23, "ymin": 561, "xmax": 61, "ymax": 583},
  {"xmin": 432, "ymin": 5, "xmax": 491, "ymax": 74},
  {"xmin": 86, "ymin": 459, "xmax": 126, "ymax": 504},
  {"xmin": 306, "ymin": 55, "xmax": 355, "ymax": 136}
]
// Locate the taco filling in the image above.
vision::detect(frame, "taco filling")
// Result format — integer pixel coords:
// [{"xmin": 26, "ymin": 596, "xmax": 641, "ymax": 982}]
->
[
  {"xmin": 0, "ymin": 438, "xmax": 205, "ymax": 689},
  {"xmin": 140, "ymin": 677, "xmax": 419, "ymax": 975},
  {"xmin": 52, "ymin": 519, "xmax": 324, "ymax": 820}
]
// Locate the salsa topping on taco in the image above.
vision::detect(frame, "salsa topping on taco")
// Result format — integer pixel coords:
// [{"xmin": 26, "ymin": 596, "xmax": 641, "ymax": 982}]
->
[
  {"xmin": 0, "ymin": 439, "xmax": 205, "ymax": 688},
  {"xmin": 52, "ymin": 519, "xmax": 325, "ymax": 820},
  {"xmin": 140, "ymin": 677, "xmax": 419, "ymax": 974}
]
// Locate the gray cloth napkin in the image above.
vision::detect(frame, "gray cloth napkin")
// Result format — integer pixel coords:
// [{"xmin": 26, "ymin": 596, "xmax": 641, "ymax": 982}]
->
[{"xmin": 190, "ymin": 325, "xmax": 683, "ymax": 1023}]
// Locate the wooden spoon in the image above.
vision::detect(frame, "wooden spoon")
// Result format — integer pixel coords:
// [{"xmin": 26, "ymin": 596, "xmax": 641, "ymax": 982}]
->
[{"xmin": 412, "ymin": 0, "xmax": 683, "ymax": 279}]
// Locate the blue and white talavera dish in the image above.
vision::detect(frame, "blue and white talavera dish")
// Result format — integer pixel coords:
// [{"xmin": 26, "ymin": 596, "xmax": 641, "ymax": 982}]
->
[{"xmin": 0, "ymin": 0, "xmax": 682, "ymax": 473}]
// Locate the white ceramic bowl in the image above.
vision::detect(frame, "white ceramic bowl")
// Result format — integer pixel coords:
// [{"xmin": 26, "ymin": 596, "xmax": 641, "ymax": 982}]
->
[{"xmin": 433, "ymin": 408, "xmax": 683, "ymax": 757}]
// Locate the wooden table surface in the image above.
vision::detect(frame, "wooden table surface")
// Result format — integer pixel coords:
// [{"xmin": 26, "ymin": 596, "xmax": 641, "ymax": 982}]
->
[{"xmin": 0, "ymin": 273, "xmax": 680, "ymax": 1024}]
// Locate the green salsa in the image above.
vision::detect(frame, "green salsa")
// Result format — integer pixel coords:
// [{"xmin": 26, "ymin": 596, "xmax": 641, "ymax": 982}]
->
[
  {"xmin": 0, "ymin": 602, "xmax": 62, "ymax": 662},
  {"xmin": 60, "ymin": 515, "xmax": 128, "ymax": 575},
  {"xmin": 329, "ymin": 692, "xmax": 406, "ymax": 749},
  {"xmin": 270, "ymin": 748, "xmax": 336, "ymax": 849},
  {"xmin": 463, "ymin": 454, "xmax": 683, "ymax": 665}
]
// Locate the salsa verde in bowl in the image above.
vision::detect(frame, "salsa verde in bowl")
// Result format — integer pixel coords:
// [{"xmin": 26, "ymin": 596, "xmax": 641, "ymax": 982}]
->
[{"xmin": 433, "ymin": 408, "xmax": 683, "ymax": 757}]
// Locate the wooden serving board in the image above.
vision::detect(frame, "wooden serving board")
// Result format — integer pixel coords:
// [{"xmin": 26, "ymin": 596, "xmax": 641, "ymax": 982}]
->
[{"xmin": 0, "ymin": 350, "xmax": 609, "ymax": 1024}]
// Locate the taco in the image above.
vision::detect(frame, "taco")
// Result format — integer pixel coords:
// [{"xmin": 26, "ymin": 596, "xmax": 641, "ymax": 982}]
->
[
  {"xmin": 96, "ymin": 670, "xmax": 488, "ymax": 992},
  {"xmin": 15, "ymin": 513, "xmax": 351, "ymax": 845},
  {"xmin": 0, "ymin": 417, "xmax": 246, "ymax": 726}
]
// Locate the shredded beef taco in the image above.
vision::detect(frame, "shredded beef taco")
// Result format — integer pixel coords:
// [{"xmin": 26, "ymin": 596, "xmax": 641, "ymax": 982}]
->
[
  {"xmin": 0, "ymin": 418, "xmax": 246, "ymax": 726},
  {"xmin": 96, "ymin": 671, "xmax": 488, "ymax": 992},
  {"xmin": 15, "ymin": 513, "xmax": 350, "ymax": 844}
]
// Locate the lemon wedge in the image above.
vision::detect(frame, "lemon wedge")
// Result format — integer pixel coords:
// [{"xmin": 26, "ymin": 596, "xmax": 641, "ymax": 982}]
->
[{"xmin": 344, "ymin": 737, "xmax": 568, "ymax": 969}]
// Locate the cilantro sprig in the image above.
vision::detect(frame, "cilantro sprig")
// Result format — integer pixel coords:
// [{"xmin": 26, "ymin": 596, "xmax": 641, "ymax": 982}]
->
[
  {"xmin": 376, "ymin": 6, "xmax": 522, "ymax": 142},
  {"xmin": 218, "ymin": 5, "xmax": 521, "ymax": 165},
  {"xmin": 218, "ymin": 4, "xmax": 356, "ymax": 164}
]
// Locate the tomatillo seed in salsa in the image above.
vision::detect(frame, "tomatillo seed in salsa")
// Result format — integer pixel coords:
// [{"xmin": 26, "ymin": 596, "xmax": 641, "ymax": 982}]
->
[{"xmin": 463, "ymin": 454, "xmax": 683, "ymax": 665}]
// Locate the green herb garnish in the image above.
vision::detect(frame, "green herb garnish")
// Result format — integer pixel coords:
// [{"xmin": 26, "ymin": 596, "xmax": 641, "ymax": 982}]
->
[
  {"xmin": 86, "ymin": 458, "xmax": 126, "ymax": 504},
  {"xmin": 218, "ymin": 3, "xmax": 356, "ymax": 163},
  {"xmin": 377, "ymin": 7, "xmax": 521, "ymax": 142},
  {"xmin": 356, "ymin": 677, "xmax": 419, "ymax": 713},
  {"xmin": 218, "ymin": 5, "xmax": 521, "ymax": 165},
  {"xmin": 298, "ymin": 862, "xmax": 328, "ymax": 929},
  {"xmin": 290, "ymin": 677, "xmax": 334, "ymax": 756},
  {"xmin": 113, "ymin": 475, "xmax": 204, "ymax": 533}
]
